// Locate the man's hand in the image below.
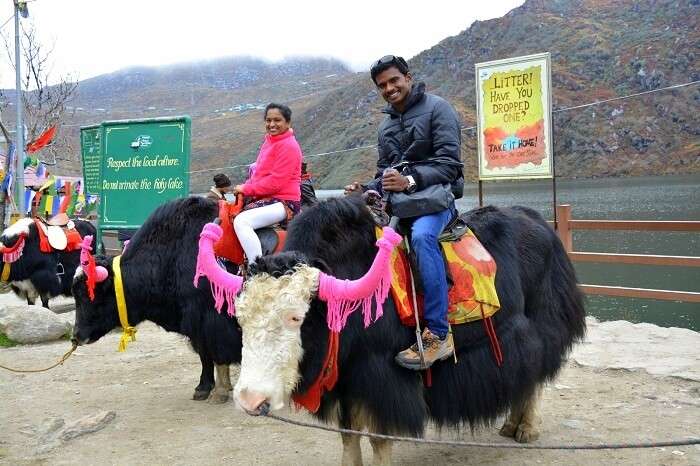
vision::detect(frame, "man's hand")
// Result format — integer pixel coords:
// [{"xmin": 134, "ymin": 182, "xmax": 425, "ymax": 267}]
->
[
  {"xmin": 344, "ymin": 181, "xmax": 361, "ymax": 196},
  {"xmin": 381, "ymin": 169, "xmax": 409, "ymax": 192}
]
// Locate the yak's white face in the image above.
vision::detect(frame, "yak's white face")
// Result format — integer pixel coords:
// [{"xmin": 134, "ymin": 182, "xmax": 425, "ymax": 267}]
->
[
  {"xmin": 1, "ymin": 217, "xmax": 33, "ymax": 243},
  {"xmin": 234, "ymin": 265, "xmax": 320, "ymax": 414}
]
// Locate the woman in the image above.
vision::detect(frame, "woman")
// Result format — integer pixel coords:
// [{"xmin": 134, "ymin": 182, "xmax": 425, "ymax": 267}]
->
[{"xmin": 232, "ymin": 103, "xmax": 302, "ymax": 264}]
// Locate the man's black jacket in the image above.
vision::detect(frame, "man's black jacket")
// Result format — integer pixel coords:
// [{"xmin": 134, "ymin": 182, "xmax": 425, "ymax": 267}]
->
[{"xmin": 366, "ymin": 82, "xmax": 464, "ymax": 198}]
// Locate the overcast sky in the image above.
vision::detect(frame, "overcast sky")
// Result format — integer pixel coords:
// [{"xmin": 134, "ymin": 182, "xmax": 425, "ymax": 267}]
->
[{"xmin": 0, "ymin": 0, "xmax": 524, "ymax": 88}]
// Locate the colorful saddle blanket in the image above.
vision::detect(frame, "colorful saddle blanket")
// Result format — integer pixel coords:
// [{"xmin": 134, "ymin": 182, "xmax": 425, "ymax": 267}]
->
[{"xmin": 378, "ymin": 225, "xmax": 500, "ymax": 326}]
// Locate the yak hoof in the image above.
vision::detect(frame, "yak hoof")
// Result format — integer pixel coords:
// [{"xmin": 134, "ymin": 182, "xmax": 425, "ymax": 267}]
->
[
  {"xmin": 514, "ymin": 423, "xmax": 539, "ymax": 443},
  {"xmin": 193, "ymin": 389, "xmax": 211, "ymax": 401},
  {"xmin": 499, "ymin": 420, "xmax": 539, "ymax": 443},
  {"xmin": 208, "ymin": 391, "xmax": 230, "ymax": 404},
  {"xmin": 499, "ymin": 420, "xmax": 518, "ymax": 438}
]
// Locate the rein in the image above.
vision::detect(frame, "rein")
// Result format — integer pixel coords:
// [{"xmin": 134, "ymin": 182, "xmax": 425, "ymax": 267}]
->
[
  {"xmin": 260, "ymin": 406, "xmax": 700, "ymax": 450},
  {"xmin": 0, "ymin": 342, "xmax": 77, "ymax": 373},
  {"xmin": 112, "ymin": 255, "xmax": 136, "ymax": 351}
]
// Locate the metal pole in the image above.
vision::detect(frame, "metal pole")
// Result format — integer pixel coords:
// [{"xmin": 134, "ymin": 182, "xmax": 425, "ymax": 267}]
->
[
  {"xmin": 14, "ymin": 1, "xmax": 25, "ymax": 216},
  {"xmin": 478, "ymin": 179, "xmax": 483, "ymax": 207}
]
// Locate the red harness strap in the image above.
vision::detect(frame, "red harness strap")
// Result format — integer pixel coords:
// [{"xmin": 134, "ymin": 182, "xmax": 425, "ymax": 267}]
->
[
  {"xmin": 480, "ymin": 304, "xmax": 503, "ymax": 366},
  {"xmin": 292, "ymin": 331, "xmax": 340, "ymax": 413},
  {"xmin": 2, "ymin": 232, "xmax": 26, "ymax": 263}
]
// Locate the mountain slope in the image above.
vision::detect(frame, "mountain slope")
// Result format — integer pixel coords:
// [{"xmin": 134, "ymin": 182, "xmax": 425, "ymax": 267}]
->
[
  {"xmin": 3, "ymin": 1, "xmax": 697, "ymax": 192},
  {"xmin": 296, "ymin": 0, "xmax": 700, "ymax": 187},
  {"xmin": 0, "ymin": 57, "xmax": 354, "ymax": 190}
]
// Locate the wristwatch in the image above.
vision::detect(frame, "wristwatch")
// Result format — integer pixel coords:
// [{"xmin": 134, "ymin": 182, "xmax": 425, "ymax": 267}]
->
[{"xmin": 405, "ymin": 175, "xmax": 417, "ymax": 193}]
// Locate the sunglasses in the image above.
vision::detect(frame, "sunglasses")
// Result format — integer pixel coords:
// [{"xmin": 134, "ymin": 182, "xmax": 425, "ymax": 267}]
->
[{"xmin": 370, "ymin": 55, "xmax": 409, "ymax": 74}]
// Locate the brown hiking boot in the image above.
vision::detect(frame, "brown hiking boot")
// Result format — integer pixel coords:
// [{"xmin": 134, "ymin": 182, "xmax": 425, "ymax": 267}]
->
[{"xmin": 395, "ymin": 328, "xmax": 454, "ymax": 370}]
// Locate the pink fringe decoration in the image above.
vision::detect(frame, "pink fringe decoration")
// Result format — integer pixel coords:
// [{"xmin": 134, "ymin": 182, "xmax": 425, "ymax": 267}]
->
[
  {"xmin": 2, "ymin": 234, "xmax": 26, "ymax": 263},
  {"xmin": 194, "ymin": 223, "xmax": 244, "ymax": 316},
  {"xmin": 319, "ymin": 227, "xmax": 401, "ymax": 332}
]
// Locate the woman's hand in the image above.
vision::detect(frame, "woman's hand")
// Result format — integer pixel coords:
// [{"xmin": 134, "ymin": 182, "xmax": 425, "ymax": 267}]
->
[{"xmin": 232, "ymin": 185, "xmax": 244, "ymax": 195}]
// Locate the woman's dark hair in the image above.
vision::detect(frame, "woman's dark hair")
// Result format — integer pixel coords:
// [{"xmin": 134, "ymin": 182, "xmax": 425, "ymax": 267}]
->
[{"xmin": 265, "ymin": 103, "xmax": 292, "ymax": 122}]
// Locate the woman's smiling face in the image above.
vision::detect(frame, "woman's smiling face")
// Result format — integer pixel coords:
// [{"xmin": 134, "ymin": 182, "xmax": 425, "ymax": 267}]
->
[{"xmin": 265, "ymin": 108, "xmax": 290, "ymax": 136}]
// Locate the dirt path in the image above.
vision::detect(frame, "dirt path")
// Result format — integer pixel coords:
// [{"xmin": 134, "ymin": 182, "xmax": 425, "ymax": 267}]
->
[{"xmin": 1, "ymin": 313, "xmax": 699, "ymax": 465}]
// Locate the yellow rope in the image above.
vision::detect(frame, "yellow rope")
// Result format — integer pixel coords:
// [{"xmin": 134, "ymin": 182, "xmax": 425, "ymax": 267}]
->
[
  {"xmin": 0, "ymin": 342, "xmax": 77, "ymax": 373},
  {"xmin": 112, "ymin": 255, "xmax": 136, "ymax": 352},
  {"xmin": 1, "ymin": 262, "xmax": 11, "ymax": 282}
]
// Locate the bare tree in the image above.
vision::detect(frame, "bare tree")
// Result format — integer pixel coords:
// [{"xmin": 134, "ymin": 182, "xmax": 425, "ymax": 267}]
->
[{"xmin": 0, "ymin": 23, "xmax": 78, "ymax": 226}]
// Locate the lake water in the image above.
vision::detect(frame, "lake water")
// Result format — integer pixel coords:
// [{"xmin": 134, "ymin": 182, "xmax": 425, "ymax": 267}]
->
[{"xmin": 318, "ymin": 174, "xmax": 700, "ymax": 330}]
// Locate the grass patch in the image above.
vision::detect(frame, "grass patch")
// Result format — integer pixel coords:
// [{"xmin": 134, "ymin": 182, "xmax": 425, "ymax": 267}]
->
[{"xmin": 0, "ymin": 332, "xmax": 18, "ymax": 348}]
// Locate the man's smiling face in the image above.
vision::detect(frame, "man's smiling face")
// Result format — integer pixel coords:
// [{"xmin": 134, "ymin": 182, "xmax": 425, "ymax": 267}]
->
[{"xmin": 374, "ymin": 66, "xmax": 413, "ymax": 112}]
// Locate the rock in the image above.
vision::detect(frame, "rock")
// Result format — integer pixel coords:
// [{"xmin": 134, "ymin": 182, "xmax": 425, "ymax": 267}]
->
[
  {"xmin": 0, "ymin": 305, "xmax": 72, "ymax": 344},
  {"xmin": 35, "ymin": 411, "xmax": 116, "ymax": 454},
  {"xmin": 39, "ymin": 417, "xmax": 66, "ymax": 438},
  {"xmin": 36, "ymin": 417, "xmax": 66, "ymax": 454},
  {"xmin": 59, "ymin": 411, "xmax": 116, "ymax": 441},
  {"xmin": 572, "ymin": 320, "xmax": 700, "ymax": 381}
]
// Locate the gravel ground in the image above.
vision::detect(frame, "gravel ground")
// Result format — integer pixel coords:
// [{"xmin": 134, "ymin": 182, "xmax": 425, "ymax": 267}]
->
[{"xmin": 1, "ymin": 291, "xmax": 698, "ymax": 465}]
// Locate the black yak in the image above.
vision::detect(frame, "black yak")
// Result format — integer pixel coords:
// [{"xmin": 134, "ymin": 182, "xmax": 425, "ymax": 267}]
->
[
  {"xmin": 0, "ymin": 217, "xmax": 96, "ymax": 308},
  {"xmin": 71, "ymin": 196, "xmax": 242, "ymax": 402},
  {"xmin": 199, "ymin": 196, "xmax": 586, "ymax": 465}
]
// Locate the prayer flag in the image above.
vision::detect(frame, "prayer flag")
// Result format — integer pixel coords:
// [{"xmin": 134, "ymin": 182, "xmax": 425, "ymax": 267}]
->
[
  {"xmin": 43, "ymin": 195, "xmax": 53, "ymax": 216},
  {"xmin": 26, "ymin": 126, "xmax": 57, "ymax": 154},
  {"xmin": 59, "ymin": 181, "xmax": 72, "ymax": 213}
]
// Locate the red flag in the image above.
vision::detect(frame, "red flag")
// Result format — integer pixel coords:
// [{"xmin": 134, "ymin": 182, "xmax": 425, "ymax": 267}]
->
[
  {"xmin": 59, "ymin": 181, "xmax": 72, "ymax": 213},
  {"xmin": 26, "ymin": 126, "xmax": 57, "ymax": 153}
]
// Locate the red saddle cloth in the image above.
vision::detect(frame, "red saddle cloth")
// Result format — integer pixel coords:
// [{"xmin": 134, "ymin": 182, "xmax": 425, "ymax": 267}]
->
[
  {"xmin": 213, "ymin": 199, "xmax": 245, "ymax": 264},
  {"xmin": 33, "ymin": 218, "xmax": 83, "ymax": 253},
  {"xmin": 213, "ymin": 198, "xmax": 287, "ymax": 265}
]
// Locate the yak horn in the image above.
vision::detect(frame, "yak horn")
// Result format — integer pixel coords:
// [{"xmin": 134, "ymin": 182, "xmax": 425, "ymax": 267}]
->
[
  {"xmin": 80, "ymin": 235, "xmax": 107, "ymax": 301},
  {"xmin": 80, "ymin": 236, "xmax": 109, "ymax": 283},
  {"xmin": 194, "ymin": 223, "xmax": 243, "ymax": 316},
  {"xmin": 318, "ymin": 226, "xmax": 401, "ymax": 332}
]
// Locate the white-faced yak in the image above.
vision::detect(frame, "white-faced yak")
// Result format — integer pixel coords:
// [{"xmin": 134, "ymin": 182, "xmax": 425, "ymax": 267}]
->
[
  {"xmin": 199, "ymin": 196, "xmax": 586, "ymax": 465},
  {"xmin": 71, "ymin": 196, "xmax": 242, "ymax": 402},
  {"xmin": 0, "ymin": 217, "xmax": 96, "ymax": 308}
]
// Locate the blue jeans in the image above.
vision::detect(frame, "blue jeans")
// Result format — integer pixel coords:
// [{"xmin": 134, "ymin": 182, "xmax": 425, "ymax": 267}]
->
[{"xmin": 410, "ymin": 204, "xmax": 455, "ymax": 339}]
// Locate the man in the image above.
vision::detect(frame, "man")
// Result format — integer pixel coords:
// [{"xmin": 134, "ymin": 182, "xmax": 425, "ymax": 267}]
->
[
  {"xmin": 345, "ymin": 55, "xmax": 464, "ymax": 370},
  {"xmin": 300, "ymin": 161, "xmax": 318, "ymax": 208},
  {"xmin": 207, "ymin": 173, "xmax": 232, "ymax": 200}
]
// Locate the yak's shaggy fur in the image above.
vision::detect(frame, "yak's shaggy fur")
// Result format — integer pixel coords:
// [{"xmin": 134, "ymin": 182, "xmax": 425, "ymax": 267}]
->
[
  {"xmin": 72, "ymin": 196, "xmax": 242, "ymax": 400},
  {"xmin": 251, "ymin": 196, "xmax": 586, "ymax": 437},
  {"xmin": 0, "ymin": 218, "xmax": 96, "ymax": 308}
]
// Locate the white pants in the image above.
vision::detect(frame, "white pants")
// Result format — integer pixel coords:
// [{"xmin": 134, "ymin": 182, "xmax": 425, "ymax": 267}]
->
[{"xmin": 233, "ymin": 202, "xmax": 286, "ymax": 264}]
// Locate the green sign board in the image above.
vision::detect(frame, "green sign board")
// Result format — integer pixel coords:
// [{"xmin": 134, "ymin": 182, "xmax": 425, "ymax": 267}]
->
[
  {"xmin": 79, "ymin": 124, "xmax": 102, "ymax": 196},
  {"xmin": 98, "ymin": 116, "xmax": 191, "ymax": 229}
]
